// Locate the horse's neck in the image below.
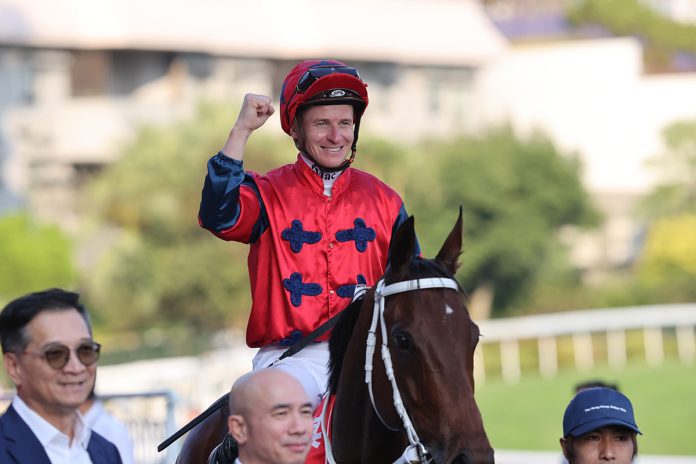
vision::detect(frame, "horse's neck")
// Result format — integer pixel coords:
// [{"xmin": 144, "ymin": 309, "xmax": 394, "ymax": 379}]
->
[
  {"xmin": 330, "ymin": 299, "xmax": 408, "ymax": 462},
  {"xmin": 175, "ymin": 406, "xmax": 229, "ymax": 464},
  {"xmin": 331, "ymin": 386, "xmax": 406, "ymax": 463}
]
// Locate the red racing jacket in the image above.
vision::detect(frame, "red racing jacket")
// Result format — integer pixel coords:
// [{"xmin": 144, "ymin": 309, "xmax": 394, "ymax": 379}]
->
[{"xmin": 199, "ymin": 152, "xmax": 413, "ymax": 348}]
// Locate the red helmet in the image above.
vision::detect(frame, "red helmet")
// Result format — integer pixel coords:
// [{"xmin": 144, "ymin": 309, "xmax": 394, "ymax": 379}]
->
[
  {"xmin": 280, "ymin": 61, "xmax": 368, "ymax": 169},
  {"xmin": 280, "ymin": 60, "xmax": 368, "ymax": 135}
]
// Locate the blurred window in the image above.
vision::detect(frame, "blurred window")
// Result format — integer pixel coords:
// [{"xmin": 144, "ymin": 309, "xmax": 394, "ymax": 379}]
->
[{"xmin": 71, "ymin": 50, "xmax": 110, "ymax": 96}]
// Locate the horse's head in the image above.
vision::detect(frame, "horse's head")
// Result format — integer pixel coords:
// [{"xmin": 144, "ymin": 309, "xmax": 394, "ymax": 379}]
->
[{"xmin": 378, "ymin": 208, "xmax": 494, "ymax": 464}]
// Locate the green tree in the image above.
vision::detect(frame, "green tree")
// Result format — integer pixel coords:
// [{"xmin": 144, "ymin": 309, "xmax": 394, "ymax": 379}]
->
[
  {"xmin": 81, "ymin": 103, "xmax": 290, "ymax": 335},
  {"xmin": 408, "ymin": 128, "xmax": 599, "ymax": 317},
  {"xmin": 81, "ymin": 108, "xmax": 597, "ymax": 336},
  {"xmin": 636, "ymin": 214, "xmax": 696, "ymax": 301},
  {"xmin": 567, "ymin": 0, "xmax": 696, "ymax": 72},
  {"xmin": 352, "ymin": 136, "xmax": 416, "ymax": 195},
  {"xmin": 633, "ymin": 119, "xmax": 696, "ymax": 300},
  {"xmin": 640, "ymin": 119, "xmax": 696, "ymax": 219},
  {"xmin": 0, "ymin": 212, "xmax": 75, "ymax": 302}
]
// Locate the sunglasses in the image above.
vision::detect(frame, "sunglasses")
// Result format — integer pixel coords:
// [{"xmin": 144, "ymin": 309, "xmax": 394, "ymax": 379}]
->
[
  {"xmin": 23, "ymin": 341, "xmax": 101, "ymax": 369},
  {"xmin": 295, "ymin": 66, "xmax": 361, "ymax": 94}
]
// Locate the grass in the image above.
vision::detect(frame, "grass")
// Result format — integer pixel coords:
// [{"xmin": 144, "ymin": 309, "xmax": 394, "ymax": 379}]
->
[{"xmin": 475, "ymin": 360, "xmax": 696, "ymax": 455}]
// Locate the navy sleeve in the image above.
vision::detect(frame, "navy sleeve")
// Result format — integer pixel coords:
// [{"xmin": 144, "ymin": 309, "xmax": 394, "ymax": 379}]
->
[{"xmin": 198, "ymin": 152, "xmax": 268, "ymax": 241}]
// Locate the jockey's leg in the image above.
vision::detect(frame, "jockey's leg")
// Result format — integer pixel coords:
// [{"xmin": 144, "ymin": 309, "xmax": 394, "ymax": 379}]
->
[{"xmin": 252, "ymin": 341, "xmax": 330, "ymax": 408}]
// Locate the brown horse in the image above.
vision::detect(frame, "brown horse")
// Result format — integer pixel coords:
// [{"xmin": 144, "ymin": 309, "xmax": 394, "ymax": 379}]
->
[
  {"xmin": 174, "ymin": 210, "xmax": 493, "ymax": 463},
  {"xmin": 174, "ymin": 405, "xmax": 229, "ymax": 463},
  {"xmin": 326, "ymin": 210, "xmax": 494, "ymax": 463}
]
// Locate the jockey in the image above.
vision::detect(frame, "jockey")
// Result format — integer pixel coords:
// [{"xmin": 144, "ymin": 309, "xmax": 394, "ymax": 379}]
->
[{"xmin": 199, "ymin": 59, "xmax": 416, "ymax": 410}]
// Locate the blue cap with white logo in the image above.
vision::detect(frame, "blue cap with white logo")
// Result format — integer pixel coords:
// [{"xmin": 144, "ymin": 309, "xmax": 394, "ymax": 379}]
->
[{"xmin": 563, "ymin": 387, "xmax": 641, "ymax": 437}]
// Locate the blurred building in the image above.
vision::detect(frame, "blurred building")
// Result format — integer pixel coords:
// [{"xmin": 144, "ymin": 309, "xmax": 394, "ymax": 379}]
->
[
  {"xmin": 470, "ymin": 36, "xmax": 696, "ymax": 275},
  {"xmin": 478, "ymin": 0, "xmax": 696, "ymax": 276},
  {"xmin": 1, "ymin": 0, "xmax": 696, "ymax": 275},
  {"xmin": 0, "ymin": 0, "xmax": 505, "ymax": 229},
  {"xmin": 643, "ymin": 0, "xmax": 696, "ymax": 23}
]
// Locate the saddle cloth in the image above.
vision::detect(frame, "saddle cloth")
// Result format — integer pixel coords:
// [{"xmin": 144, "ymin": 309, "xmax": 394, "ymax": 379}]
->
[{"xmin": 305, "ymin": 393, "xmax": 336, "ymax": 463}]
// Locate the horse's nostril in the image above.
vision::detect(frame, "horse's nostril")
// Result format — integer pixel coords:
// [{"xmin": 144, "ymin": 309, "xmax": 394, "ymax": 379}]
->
[
  {"xmin": 449, "ymin": 449, "xmax": 494, "ymax": 464},
  {"xmin": 450, "ymin": 452, "xmax": 472, "ymax": 464}
]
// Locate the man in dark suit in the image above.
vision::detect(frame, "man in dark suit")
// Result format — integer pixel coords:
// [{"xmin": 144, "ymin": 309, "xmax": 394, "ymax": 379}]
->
[{"xmin": 0, "ymin": 288, "xmax": 122, "ymax": 463}]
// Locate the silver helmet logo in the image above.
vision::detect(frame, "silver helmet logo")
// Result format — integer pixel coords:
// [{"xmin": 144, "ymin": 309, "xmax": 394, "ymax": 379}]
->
[{"xmin": 329, "ymin": 89, "xmax": 346, "ymax": 97}]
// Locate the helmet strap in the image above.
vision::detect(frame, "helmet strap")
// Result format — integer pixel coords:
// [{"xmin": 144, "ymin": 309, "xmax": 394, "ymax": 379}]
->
[{"xmin": 347, "ymin": 117, "xmax": 362, "ymax": 165}]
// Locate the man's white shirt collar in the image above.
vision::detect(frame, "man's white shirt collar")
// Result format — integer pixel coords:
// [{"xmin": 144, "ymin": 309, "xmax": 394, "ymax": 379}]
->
[{"xmin": 12, "ymin": 395, "xmax": 92, "ymax": 461}]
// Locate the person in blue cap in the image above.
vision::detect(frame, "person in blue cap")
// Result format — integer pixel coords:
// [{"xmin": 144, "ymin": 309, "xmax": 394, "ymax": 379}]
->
[{"xmin": 560, "ymin": 387, "xmax": 641, "ymax": 463}]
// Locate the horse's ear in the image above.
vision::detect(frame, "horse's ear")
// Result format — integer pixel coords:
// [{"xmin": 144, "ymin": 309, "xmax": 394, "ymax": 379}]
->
[
  {"xmin": 388, "ymin": 216, "xmax": 416, "ymax": 280},
  {"xmin": 435, "ymin": 206, "xmax": 463, "ymax": 275}
]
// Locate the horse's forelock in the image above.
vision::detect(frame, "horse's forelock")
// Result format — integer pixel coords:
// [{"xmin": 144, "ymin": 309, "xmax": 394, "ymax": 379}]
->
[{"xmin": 385, "ymin": 255, "xmax": 455, "ymax": 285}]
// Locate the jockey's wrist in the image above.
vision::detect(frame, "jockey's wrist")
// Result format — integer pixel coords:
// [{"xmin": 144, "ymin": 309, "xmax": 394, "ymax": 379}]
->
[{"xmin": 221, "ymin": 126, "xmax": 252, "ymax": 161}]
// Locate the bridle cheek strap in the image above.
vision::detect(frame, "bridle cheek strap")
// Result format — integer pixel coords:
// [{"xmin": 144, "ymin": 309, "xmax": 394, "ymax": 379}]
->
[{"xmin": 364, "ymin": 277, "xmax": 460, "ymax": 463}]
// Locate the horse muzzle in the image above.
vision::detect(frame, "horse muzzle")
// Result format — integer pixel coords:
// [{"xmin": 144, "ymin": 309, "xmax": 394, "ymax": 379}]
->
[{"xmin": 449, "ymin": 448, "xmax": 495, "ymax": 464}]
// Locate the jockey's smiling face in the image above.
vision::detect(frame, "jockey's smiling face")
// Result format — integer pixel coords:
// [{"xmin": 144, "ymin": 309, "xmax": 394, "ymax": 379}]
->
[
  {"xmin": 291, "ymin": 105, "xmax": 354, "ymax": 169},
  {"xmin": 229, "ymin": 370, "xmax": 314, "ymax": 464}
]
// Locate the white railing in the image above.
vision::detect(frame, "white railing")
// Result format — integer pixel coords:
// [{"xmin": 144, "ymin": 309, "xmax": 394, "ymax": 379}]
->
[{"xmin": 474, "ymin": 303, "xmax": 696, "ymax": 383}]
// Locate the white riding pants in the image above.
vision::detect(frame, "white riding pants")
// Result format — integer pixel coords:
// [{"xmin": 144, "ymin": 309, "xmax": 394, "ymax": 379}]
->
[{"xmin": 251, "ymin": 341, "xmax": 329, "ymax": 408}]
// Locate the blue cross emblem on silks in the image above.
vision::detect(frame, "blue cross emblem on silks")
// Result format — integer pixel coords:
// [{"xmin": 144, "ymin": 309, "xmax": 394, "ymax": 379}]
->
[
  {"xmin": 280, "ymin": 329, "xmax": 304, "ymax": 346},
  {"xmin": 337, "ymin": 274, "xmax": 367, "ymax": 298},
  {"xmin": 283, "ymin": 272, "xmax": 322, "ymax": 307},
  {"xmin": 335, "ymin": 218, "xmax": 376, "ymax": 252},
  {"xmin": 282, "ymin": 219, "xmax": 321, "ymax": 253}
]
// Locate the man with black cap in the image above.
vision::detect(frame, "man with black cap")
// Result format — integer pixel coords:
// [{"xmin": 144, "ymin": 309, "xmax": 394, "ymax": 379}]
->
[{"xmin": 560, "ymin": 387, "xmax": 641, "ymax": 463}]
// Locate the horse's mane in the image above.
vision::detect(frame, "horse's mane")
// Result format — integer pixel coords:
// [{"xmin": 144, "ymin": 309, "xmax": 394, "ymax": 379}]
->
[
  {"xmin": 328, "ymin": 257, "xmax": 457, "ymax": 394},
  {"xmin": 328, "ymin": 295, "xmax": 365, "ymax": 394}
]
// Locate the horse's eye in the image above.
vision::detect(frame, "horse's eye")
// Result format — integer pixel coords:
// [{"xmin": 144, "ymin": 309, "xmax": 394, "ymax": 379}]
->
[{"xmin": 393, "ymin": 332, "xmax": 411, "ymax": 350}]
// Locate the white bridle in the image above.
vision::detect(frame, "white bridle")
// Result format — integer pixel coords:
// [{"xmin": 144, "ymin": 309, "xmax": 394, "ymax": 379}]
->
[
  {"xmin": 367, "ymin": 277, "xmax": 460, "ymax": 463},
  {"xmin": 321, "ymin": 276, "xmax": 460, "ymax": 464}
]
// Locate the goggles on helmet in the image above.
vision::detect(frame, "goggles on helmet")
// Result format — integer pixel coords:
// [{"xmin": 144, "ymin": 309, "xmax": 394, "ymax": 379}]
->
[
  {"xmin": 295, "ymin": 66, "xmax": 361, "ymax": 94},
  {"xmin": 280, "ymin": 60, "xmax": 368, "ymax": 136}
]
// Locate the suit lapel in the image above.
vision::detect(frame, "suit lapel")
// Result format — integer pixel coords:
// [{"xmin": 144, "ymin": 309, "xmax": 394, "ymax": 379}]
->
[
  {"xmin": 1, "ymin": 405, "xmax": 52, "ymax": 464},
  {"xmin": 87, "ymin": 434, "xmax": 107, "ymax": 463}
]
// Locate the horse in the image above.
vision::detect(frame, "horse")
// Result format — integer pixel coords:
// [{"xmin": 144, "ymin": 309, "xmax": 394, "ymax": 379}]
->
[
  {"xmin": 174, "ymin": 405, "xmax": 230, "ymax": 464},
  {"xmin": 323, "ymin": 209, "xmax": 494, "ymax": 463},
  {"xmin": 173, "ymin": 209, "xmax": 494, "ymax": 464}
]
